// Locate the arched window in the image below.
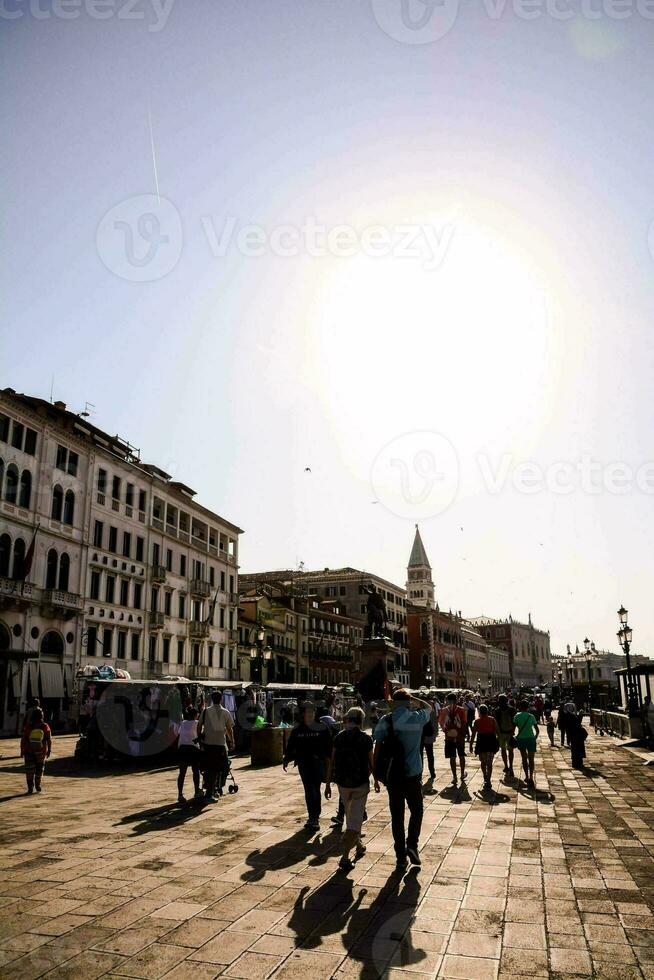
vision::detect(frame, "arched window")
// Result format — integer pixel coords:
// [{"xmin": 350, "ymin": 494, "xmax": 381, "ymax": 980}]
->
[
  {"xmin": 40, "ymin": 630, "xmax": 64, "ymax": 657},
  {"xmin": 19, "ymin": 470, "xmax": 32, "ymax": 509},
  {"xmin": 5, "ymin": 465, "xmax": 18, "ymax": 504},
  {"xmin": 58, "ymin": 553, "xmax": 70, "ymax": 591},
  {"xmin": 0, "ymin": 534, "xmax": 10, "ymax": 577},
  {"xmin": 63, "ymin": 490, "xmax": 75, "ymax": 526},
  {"xmin": 420, "ymin": 621, "xmax": 429, "ymax": 642},
  {"xmin": 12, "ymin": 538, "xmax": 25, "ymax": 580},
  {"xmin": 45, "ymin": 548, "xmax": 58, "ymax": 589},
  {"xmin": 51, "ymin": 485, "xmax": 63, "ymax": 521}
]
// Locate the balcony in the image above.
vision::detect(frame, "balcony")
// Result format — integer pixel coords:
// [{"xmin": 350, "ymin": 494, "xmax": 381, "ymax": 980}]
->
[
  {"xmin": 0, "ymin": 577, "xmax": 35, "ymax": 607},
  {"xmin": 228, "ymin": 592, "xmax": 239, "ymax": 604},
  {"xmin": 189, "ymin": 620, "xmax": 210, "ymax": 639},
  {"xmin": 190, "ymin": 578, "xmax": 211, "ymax": 598},
  {"xmin": 42, "ymin": 589, "xmax": 83, "ymax": 613},
  {"xmin": 227, "ymin": 628, "xmax": 239, "ymax": 642},
  {"xmin": 186, "ymin": 664, "xmax": 210, "ymax": 680},
  {"xmin": 151, "ymin": 564, "xmax": 167, "ymax": 583},
  {"xmin": 150, "ymin": 611, "xmax": 165, "ymax": 630}
]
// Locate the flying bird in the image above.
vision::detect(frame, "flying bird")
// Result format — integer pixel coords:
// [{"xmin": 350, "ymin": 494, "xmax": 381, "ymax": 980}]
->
[{"xmin": 304, "ymin": 467, "xmax": 311, "ymax": 472}]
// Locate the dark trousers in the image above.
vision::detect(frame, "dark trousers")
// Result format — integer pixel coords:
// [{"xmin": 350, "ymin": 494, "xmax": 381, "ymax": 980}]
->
[
  {"xmin": 203, "ymin": 745, "xmax": 228, "ymax": 796},
  {"xmin": 298, "ymin": 760, "xmax": 323, "ymax": 821},
  {"xmin": 423, "ymin": 742, "xmax": 435, "ymax": 777},
  {"xmin": 387, "ymin": 775, "xmax": 423, "ymax": 859}
]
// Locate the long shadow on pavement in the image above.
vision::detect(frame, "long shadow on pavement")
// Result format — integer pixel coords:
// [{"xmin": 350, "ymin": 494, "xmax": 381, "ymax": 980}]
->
[
  {"xmin": 288, "ymin": 864, "xmax": 427, "ymax": 978},
  {"xmin": 241, "ymin": 827, "xmax": 343, "ymax": 882}
]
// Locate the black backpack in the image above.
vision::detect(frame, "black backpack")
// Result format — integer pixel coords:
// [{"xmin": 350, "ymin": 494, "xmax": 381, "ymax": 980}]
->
[
  {"xmin": 374, "ymin": 713, "xmax": 405, "ymax": 785},
  {"xmin": 333, "ymin": 730, "xmax": 371, "ymax": 788}
]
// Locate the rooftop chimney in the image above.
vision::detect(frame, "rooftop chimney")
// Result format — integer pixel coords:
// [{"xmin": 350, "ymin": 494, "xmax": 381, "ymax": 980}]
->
[{"xmin": 53, "ymin": 400, "xmax": 66, "ymax": 411}]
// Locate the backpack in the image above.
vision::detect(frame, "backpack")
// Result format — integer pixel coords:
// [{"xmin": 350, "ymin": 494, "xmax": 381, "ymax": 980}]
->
[
  {"xmin": 374, "ymin": 713, "xmax": 405, "ymax": 785},
  {"xmin": 28, "ymin": 727, "xmax": 45, "ymax": 749}
]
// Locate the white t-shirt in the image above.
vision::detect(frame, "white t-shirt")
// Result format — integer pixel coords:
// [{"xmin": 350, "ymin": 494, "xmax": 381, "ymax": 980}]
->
[
  {"xmin": 175, "ymin": 719, "xmax": 198, "ymax": 747},
  {"xmin": 200, "ymin": 704, "xmax": 232, "ymax": 746}
]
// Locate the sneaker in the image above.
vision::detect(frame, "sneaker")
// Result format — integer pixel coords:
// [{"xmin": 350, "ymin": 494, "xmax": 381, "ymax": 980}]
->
[
  {"xmin": 355, "ymin": 844, "xmax": 367, "ymax": 859},
  {"xmin": 304, "ymin": 820, "xmax": 320, "ymax": 832},
  {"xmin": 330, "ymin": 816, "xmax": 343, "ymax": 827},
  {"xmin": 35, "ymin": 785, "xmax": 42, "ymax": 793},
  {"xmin": 27, "ymin": 787, "xmax": 33, "ymax": 795},
  {"xmin": 451, "ymin": 776, "xmax": 458, "ymax": 785},
  {"xmin": 194, "ymin": 790, "xmax": 204, "ymax": 799},
  {"xmin": 395, "ymin": 856, "xmax": 408, "ymax": 869},
  {"xmin": 406, "ymin": 847, "xmax": 421, "ymax": 867},
  {"xmin": 177, "ymin": 796, "xmax": 187, "ymax": 805},
  {"xmin": 338, "ymin": 856, "xmax": 354, "ymax": 871},
  {"xmin": 205, "ymin": 793, "xmax": 218, "ymax": 802}
]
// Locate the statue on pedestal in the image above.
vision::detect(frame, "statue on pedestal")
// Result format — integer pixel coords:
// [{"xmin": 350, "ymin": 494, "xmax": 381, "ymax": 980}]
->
[{"xmin": 364, "ymin": 584, "xmax": 388, "ymax": 639}]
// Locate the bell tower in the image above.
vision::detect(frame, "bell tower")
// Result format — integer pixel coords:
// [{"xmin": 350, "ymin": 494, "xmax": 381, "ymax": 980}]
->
[{"xmin": 406, "ymin": 524, "xmax": 434, "ymax": 608}]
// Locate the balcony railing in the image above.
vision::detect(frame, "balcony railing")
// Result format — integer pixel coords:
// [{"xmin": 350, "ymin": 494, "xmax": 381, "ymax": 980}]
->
[
  {"xmin": 186, "ymin": 664, "xmax": 210, "ymax": 680},
  {"xmin": 151, "ymin": 564, "xmax": 167, "ymax": 583},
  {"xmin": 0, "ymin": 578, "xmax": 35, "ymax": 603},
  {"xmin": 42, "ymin": 589, "xmax": 82, "ymax": 611},
  {"xmin": 189, "ymin": 620, "xmax": 210, "ymax": 638},
  {"xmin": 190, "ymin": 578, "xmax": 211, "ymax": 598},
  {"xmin": 227, "ymin": 628, "xmax": 239, "ymax": 642},
  {"xmin": 150, "ymin": 611, "xmax": 165, "ymax": 629}
]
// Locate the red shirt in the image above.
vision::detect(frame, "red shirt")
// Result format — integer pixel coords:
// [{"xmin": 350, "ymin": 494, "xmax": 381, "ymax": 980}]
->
[{"xmin": 473, "ymin": 716, "xmax": 496, "ymax": 735}]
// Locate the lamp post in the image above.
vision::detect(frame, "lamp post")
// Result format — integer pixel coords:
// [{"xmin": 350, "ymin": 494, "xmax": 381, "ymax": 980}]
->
[
  {"xmin": 617, "ymin": 606, "xmax": 640, "ymax": 717},
  {"xmin": 557, "ymin": 668, "xmax": 563, "ymax": 700},
  {"xmin": 249, "ymin": 627, "xmax": 272, "ymax": 684},
  {"xmin": 583, "ymin": 638, "xmax": 594, "ymax": 713}
]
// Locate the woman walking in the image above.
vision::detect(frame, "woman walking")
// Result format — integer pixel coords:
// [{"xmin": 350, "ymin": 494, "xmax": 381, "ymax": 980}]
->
[
  {"xmin": 174, "ymin": 707, "xmax": 203, "ymax": 804},
  {"xmin": 513, "ymin": 699, "xmax": 540, "ymax": 788},
  {"xmin": 325, "ymin": 707, "xmax": 380, "ymax": 870},
  {"xmin": 21, "ymin": 708, "xmax": 51, "ymax": 794},
  {"xmin": 470, "ymin": 704, "xmax": 500, "ymax": 789}
]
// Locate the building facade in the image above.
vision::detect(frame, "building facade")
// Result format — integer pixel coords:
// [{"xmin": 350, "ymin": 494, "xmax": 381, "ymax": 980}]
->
[
  {"xmin": 240, "ymin": 568, "xmax": 411, "ymax": 686},
  {"xmin": 407, "ymin": 606, "xmax": 466, "ymax": 689},
  {"xmin": 470, "ymin": 614, "xmax": 551, "ymax": 688},
  {"xmin": 0, "ymin": 388, "xmax": 242, "ymax": 734},
  {"xmin": 551, "ymin": 646, "xmax": 652, "ymax": 705}
]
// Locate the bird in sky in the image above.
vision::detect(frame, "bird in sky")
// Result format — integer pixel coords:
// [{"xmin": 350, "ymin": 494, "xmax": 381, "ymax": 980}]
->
[{"xmin": 304, "ymin": 467, "xmax": 311, "ymax": 472}]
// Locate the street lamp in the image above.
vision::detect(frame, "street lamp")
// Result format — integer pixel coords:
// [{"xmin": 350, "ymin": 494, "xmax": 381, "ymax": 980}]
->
[
  {"xmin": 249, "ymin": 627, "xmax": 272, "ymax": 683},
  {"xmin": 557, "ymin": 668, "xmax": 563, "ymax": 699},
  {"xmin": 583, "ymin": 638, "xmax": 593, "ymax": 712},
  {"xmin": 617, "ymin": 606, "xmax": 640, "ymax": 717}
]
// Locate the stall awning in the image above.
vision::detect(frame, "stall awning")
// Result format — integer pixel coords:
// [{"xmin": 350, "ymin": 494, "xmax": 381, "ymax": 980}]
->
[
  {"xmin": 28, "ymin": 661, "xmax": 39, "ymax": 698},
  {"xmin": 39, "ymin": 662, "xmax": 65, "ymax": 699}
]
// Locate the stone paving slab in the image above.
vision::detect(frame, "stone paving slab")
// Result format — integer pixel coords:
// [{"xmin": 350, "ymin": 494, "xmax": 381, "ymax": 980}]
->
[{"xmin": 1, "ymin": 729, "xmax": 653, "ymax": 979}]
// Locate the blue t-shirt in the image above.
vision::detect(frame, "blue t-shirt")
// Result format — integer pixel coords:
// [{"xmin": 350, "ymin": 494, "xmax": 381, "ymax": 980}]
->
[{"xmin": 373, "ymin": 706, "xmax": 430, "ymax": 778}]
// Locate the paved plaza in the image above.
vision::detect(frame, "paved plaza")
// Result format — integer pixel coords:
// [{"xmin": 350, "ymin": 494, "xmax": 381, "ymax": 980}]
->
[{"xmin": 0, "ymin": 728, "xmax": 653, "ymax": 980}]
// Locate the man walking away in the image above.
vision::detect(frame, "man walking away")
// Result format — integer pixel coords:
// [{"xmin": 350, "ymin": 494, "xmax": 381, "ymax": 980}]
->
[
  {"xmin": 494, "ymin": 694, "xmax": 516, "ymax": 777},
  {"xmin": 198, "ymin": 692, "xmax": 234, "ymax": 801},
  {"xmin": 325, "ymin": 707, "xmax": 380, "ymax": 870},
  {"xmin": 439, "ymin": 693, "xmax": 469, "ymax": 785},
  {"xmin": 283, "ymin": 702, "xmax": 333, "ymax": 832},
  {"xmin": 373, "ymin": 688, "xmax": 431, "ymax": 868}
]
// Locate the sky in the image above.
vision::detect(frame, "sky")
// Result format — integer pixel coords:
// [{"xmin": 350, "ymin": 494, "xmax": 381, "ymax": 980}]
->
[{"xmin": 2, "ymin": 0, "xmax": 654, "ymax": 658}]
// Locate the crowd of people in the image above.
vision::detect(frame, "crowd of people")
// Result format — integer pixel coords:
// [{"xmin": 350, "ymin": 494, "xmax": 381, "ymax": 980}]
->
[{"xmin": 280, "ymin": 688, "xmax": 590, "ymax": 872}]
